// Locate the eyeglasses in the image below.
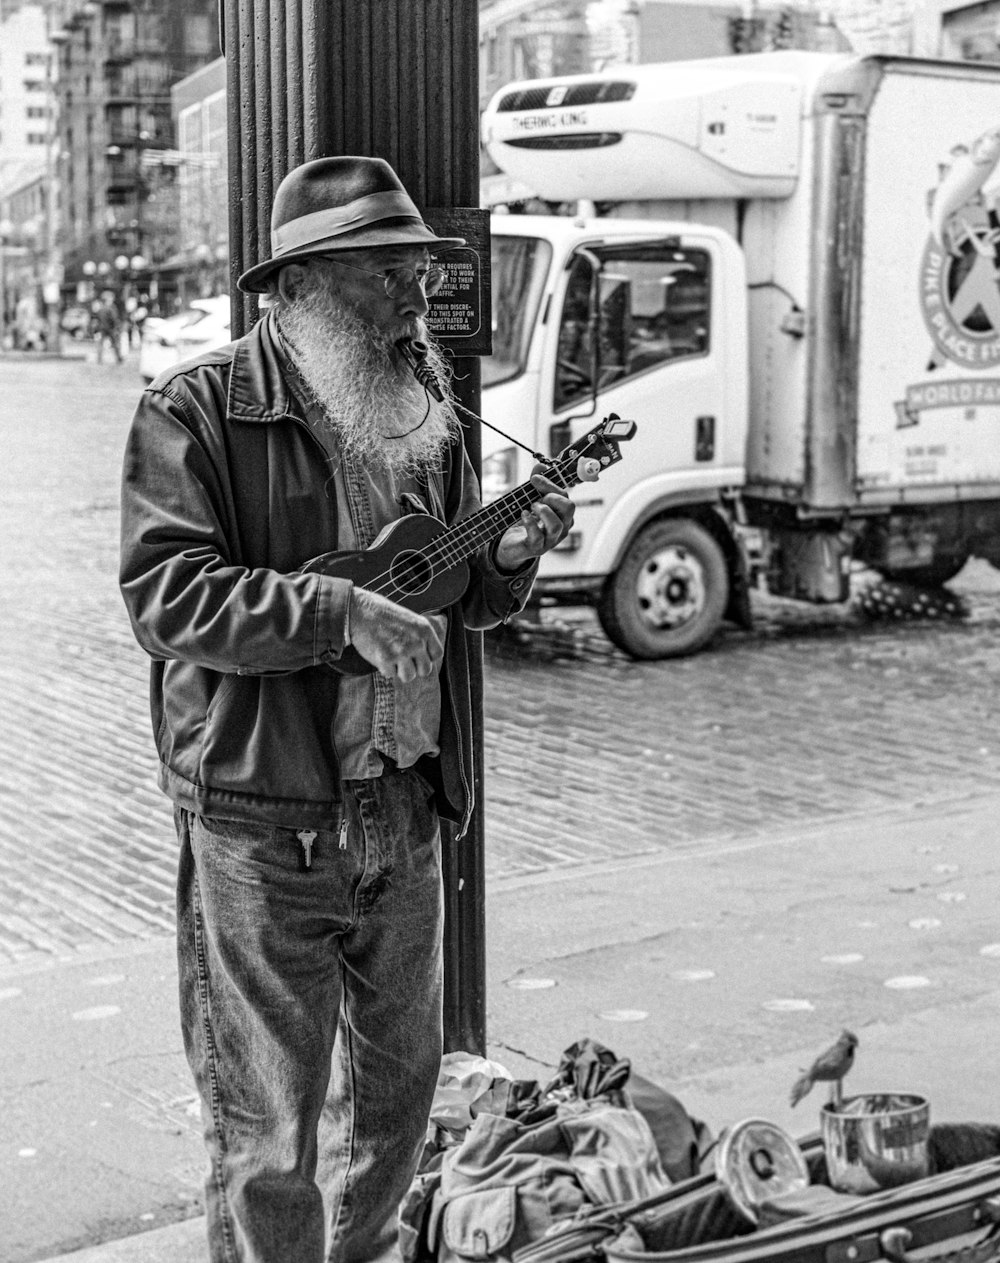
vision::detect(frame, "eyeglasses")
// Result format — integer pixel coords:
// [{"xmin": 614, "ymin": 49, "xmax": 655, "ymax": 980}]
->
[{"xmin": 316, "ymin": 256, "xmax": 448, "ymax": 299}]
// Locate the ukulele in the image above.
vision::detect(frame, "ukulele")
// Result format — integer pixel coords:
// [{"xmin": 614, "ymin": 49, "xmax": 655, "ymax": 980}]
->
[{"xmin": 300, "ymin": 413, "xmax": 636, "ymax": 673}]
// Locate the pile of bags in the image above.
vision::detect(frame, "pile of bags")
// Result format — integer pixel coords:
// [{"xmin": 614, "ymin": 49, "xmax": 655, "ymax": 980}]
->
[{"xmin": 401, "ymin": 1038, "xmax": 714, "ymax": 1263}]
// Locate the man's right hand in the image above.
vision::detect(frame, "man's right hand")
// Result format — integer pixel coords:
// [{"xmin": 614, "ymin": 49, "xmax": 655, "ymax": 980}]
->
[{"xmin": 348, "ymin": 587, "xmax": 445, "ymax": 683}]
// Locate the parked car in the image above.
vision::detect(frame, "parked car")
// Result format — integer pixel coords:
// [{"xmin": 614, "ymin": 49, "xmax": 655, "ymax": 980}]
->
[{"xmin": 139, "ymin": 296, "xmax": 232, "ymax": 382}]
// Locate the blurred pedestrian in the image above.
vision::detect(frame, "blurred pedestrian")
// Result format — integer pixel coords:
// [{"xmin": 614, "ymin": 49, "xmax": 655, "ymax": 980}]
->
[
  {"xmin": 93, "ymin": 294, "xmax": 123, "ymax": 364},
  {"xmin": 130, "ymin": 296, "xmax": 149, "ymax": 348},
  {"xmin": 15, "ymin": 294, "xmax": 43, "ymax": 351},
  {"xmin": 119, "ymin": 155, "xmax": 574, "ymax": 1263}
]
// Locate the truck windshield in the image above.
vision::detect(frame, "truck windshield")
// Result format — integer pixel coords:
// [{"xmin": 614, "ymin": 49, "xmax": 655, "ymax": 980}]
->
[{"xmin": 484, "ymin": 234, "xmax": 551, "ymax": 388}]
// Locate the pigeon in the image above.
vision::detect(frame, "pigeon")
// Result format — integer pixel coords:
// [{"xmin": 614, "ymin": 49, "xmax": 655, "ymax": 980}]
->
[{"xmin": 790, "ymin": 1030, "xmax": 858, "ymax": 1108}]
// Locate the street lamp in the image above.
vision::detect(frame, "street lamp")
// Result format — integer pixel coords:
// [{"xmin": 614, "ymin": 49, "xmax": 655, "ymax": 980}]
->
[
  {"xmin": 81, "ymin": 258, "xmax": 98, "ymax": 310},
  {"xmin": 115, "ymin": 253, "xmax": 148, "ymax": 345},
  {"xmin": 41, "ymin": 18, "xmax": 63, "ymax": 355}
]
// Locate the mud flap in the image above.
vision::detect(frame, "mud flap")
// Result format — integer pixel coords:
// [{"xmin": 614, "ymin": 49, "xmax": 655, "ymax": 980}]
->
[{"xmin": 724, "ymin": 547, "xmax": 754, "ymax": 631}]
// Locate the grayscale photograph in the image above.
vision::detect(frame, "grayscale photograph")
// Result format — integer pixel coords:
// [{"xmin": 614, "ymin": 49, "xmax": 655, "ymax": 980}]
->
[{"xmin": 4, "ymin": 2, "xmax": 1000, "ymax": 1261}]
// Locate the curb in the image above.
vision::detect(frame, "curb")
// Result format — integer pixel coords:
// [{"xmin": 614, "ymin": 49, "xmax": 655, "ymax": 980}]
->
[{"xmin": 35, "ymin": 1216, "xmax": 207, "ymax": 1263}]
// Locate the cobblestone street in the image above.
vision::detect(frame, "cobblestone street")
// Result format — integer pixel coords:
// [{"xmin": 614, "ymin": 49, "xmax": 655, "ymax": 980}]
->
[
  {"xmin": 8, "ymin": 353, "xmax": 1000, "ymax": 1263},
  {"xmin": 2, "ymin": 353, "xmax": 1000, "ymax": 968}
]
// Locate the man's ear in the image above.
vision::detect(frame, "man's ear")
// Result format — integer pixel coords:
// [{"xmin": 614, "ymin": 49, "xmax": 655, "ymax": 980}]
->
[{"xmin": 276, "ymin": 263, "xmax": 309, "ymax": 304}]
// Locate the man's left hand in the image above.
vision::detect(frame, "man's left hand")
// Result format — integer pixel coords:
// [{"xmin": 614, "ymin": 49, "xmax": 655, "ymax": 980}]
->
[{"xmin": 494, "ymin": 469, "xmax": 575, "ymax": 572}]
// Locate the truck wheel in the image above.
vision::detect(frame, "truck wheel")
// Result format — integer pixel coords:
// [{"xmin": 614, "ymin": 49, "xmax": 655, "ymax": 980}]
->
[{"xmin": 598, "ymin": 518, "xmax": 729, "ymax": 659}]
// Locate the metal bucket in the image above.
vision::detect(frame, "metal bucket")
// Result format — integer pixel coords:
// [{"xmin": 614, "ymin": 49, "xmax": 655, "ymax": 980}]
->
[{"xmin": 821, "ymin": 1093, "xmax": 930, "ymax": 1194}]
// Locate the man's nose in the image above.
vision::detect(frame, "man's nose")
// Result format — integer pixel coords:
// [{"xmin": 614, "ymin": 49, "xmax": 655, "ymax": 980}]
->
[{"xmin": 397, "ymin": 275, "xmax": 430, "ymax": 318}]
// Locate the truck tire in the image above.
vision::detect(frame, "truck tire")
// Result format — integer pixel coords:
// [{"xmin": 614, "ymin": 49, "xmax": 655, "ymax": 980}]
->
[{"xmin": 597, "ymin": 518, "xmax": 729, "ymax": 659}]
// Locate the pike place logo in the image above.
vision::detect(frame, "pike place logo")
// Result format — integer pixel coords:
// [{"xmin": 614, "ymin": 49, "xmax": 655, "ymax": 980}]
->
[{"xmin": 920, "ymin": 125, "xmax": 1000, "ymax": 371}]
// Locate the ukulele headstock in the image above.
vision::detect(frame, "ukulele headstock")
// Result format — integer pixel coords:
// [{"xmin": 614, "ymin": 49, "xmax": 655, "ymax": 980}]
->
[{"xmin": 549, "ymin": 413, "xmax": 636, "ymax": 487}]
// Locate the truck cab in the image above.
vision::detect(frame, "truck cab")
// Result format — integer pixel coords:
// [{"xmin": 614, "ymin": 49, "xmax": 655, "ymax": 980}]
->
[{"xmin": 484, "ymin": 215, "xmax": 749, "ymax": 656}]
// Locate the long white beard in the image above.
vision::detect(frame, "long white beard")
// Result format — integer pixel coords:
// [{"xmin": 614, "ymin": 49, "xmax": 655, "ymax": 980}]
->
[{"xmin": 276, "ymin": 269, "xmax": 461, "ymax": 478}]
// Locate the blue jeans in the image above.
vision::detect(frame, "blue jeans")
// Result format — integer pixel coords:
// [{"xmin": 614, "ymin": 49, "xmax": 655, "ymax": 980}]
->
[{"xmin": 175, "ymin": 768, "xmax": 444, "ymax": 1263}]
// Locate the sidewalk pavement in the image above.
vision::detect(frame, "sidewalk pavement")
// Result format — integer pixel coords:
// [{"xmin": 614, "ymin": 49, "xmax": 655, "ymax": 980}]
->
[
  {"xmin": 0, "ymin": 347, "xmax": 89, "ymax": 361},
  {"xmin": 28, "ymin": 790, "xmax": 1000, "ymax": 1262}
]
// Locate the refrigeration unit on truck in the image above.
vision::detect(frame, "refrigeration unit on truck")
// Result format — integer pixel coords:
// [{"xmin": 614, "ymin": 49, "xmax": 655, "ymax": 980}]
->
[{"xmin": 478, "ymin": 51, "xmax": 1000, "ymax": 658}]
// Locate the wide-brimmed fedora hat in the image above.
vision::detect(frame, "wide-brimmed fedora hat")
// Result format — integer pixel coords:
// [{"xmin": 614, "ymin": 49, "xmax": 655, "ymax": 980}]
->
[{"xmin": 237, "ymin": 155, "xmax": 466, "ymax": 293}]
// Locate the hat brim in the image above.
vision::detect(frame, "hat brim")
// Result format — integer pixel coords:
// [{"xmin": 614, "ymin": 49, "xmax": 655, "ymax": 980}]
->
[{"xmin": 237, "ymin": 221, "xmax": 466, "ymax": 293}]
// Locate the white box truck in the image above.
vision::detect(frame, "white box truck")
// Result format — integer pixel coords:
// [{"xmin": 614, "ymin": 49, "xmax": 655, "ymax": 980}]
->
[{"xmin": 478, "ymin": 51, "xmax": 1000, "ymax": 657}]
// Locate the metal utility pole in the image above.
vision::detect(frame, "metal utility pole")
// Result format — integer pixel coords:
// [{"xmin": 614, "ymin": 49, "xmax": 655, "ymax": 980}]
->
[
  {"xmin": 43, "ymin": 12, "xmax": 62, "ymax": 353},
  {"xmin": 222, "ymin": 0, "xmax": 488, "ymax": 1054}
]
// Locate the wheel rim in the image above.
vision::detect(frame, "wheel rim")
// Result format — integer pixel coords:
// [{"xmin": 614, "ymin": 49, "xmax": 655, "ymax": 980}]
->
[{"xmin": 634, "ymin": 544, "xmax": 706, "ymax": 630}]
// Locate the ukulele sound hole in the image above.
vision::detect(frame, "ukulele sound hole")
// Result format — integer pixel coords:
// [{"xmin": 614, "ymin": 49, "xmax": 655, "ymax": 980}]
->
[{"xmin": 390, "ymin": 549, "xmax": 434, "ymax": 597}]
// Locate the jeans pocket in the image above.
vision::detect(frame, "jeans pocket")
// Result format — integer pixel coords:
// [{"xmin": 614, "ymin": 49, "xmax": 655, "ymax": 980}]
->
[
  {"xmin": 196, "ymin": 813, "xmax": 283, "ymax": 843},
  {"xmin": 193, "ymin": 815, "xmax": 301, "ymax": 870}
]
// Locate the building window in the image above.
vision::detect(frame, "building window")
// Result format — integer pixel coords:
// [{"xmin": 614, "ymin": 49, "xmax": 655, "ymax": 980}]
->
[
  {"xmin": 942, "ymin": 2, "xmax": 1000, "ymax": 62},
  {"xmin": 27, "ymin": 107, "xmax": 47, "ymax": 119},
  {"xmin": 184, "ymin": 14, "xmax": 214, "ymax": 56},
  {"xmin": 25, "ymin": 52, "xmax": 48, "ymax": 67},
  {"xmin": 485, "ymin": 31, "xmax": 499, "ymax": 77},
  {"xmin": 27, "ymin": 133, "xmax": 47, "ymax": 144}
]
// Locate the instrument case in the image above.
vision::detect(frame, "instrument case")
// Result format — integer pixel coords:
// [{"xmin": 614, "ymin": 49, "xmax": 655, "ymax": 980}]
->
[{"xmin": 513, "ymin": 1127, "xmax": 1000, "ymax": 1263}]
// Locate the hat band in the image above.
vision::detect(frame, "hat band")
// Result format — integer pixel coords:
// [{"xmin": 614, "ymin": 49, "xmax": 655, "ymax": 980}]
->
[{"xmin": 271, "ymin": 191, "xmax": 422, "ymax": 255}]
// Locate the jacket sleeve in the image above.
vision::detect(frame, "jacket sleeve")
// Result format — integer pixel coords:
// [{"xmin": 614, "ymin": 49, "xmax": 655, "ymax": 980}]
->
[
  {"xmin": 446, "ymin": 442, "xmax": 539, "ymax": 631},
  {"xmin": 119, "ymin": 380, "xmax": 353, "ymax": 674}
]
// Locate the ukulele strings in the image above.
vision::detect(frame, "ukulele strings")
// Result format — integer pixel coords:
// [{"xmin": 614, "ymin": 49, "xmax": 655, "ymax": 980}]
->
[
  {"xmin": 362, "ymin": 465, "xmax": 573, "ymax": 599},
  {"xmin": 354, "ymin": 452, "xmax": 579, "ymax": 600}
]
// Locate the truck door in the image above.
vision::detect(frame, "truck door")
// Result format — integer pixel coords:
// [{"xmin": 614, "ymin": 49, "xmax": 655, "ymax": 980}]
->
[{"xmin": 542, "ymin": 237, "xmax": 726, "ymax": 579}]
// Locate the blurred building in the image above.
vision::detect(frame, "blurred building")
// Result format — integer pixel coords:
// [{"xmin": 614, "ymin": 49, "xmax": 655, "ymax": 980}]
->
[
  {"xmin": 918, "ymin": 0, "xmax": 1000, "ymax": 62},
  {"xmin": 6, "ymin": 0, "xmax": 998, "ymax": 332},
  {"xmin": 47, "ymin": 0, "xmax": 219, "ymax": 313},
  {"xmin": 0, "ymin": 3, "xmax": 56, "ymax": 345},
  {"xmin": 161, "ymin": 55, "xmax": 228, "ymax": 305},
  {"xmin": 636, "ymin": 0, "xmax": 1000, "ymax": 62},
  {"xmin": 0, "ymin": 3, "xmax": 51, "ymax": 196},
  {"xmin": 480, "ymin": 1, "xmax": 591, "ymax": 111},
  {"xmin": 478, "ymin": 0, "xmax": 847, "ymax": 98},
  {"xmin": 0, "ymin": 170, "xmax": 49, "ymax": 345},
  {"xmin": 479, "ymin": 0, "xmax": 1000, "ymax": 76}
]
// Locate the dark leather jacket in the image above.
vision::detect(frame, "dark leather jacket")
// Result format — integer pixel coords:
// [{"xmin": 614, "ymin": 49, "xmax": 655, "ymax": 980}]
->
[{"xmin": 119, "ymin": 311, "xmax": 535, "ymax": 836}]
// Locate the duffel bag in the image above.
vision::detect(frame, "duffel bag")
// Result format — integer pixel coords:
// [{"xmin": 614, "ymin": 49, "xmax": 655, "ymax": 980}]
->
[{"xmin": 426, "ymin": 1098, "xmax": 670, "ymax": 1263}]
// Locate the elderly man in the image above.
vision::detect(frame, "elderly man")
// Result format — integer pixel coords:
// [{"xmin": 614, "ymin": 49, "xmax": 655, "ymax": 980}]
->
[{"xmin": 119, "ymin": 155, "xmax": 574, "ymax": 1263}]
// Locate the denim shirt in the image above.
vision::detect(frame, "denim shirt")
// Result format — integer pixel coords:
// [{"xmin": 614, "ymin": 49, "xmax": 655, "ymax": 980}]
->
[{"xmin": 303, "ymin": 406, "xmax": 448, "ymax": 779}]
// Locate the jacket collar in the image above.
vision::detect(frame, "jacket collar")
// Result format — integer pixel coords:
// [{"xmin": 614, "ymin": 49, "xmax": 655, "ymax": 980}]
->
[{"xmin": 226, "ymin": 307, "xmax": 304, "ymax": 425}]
